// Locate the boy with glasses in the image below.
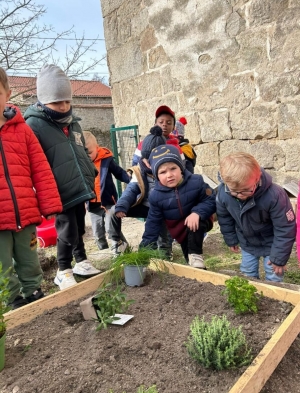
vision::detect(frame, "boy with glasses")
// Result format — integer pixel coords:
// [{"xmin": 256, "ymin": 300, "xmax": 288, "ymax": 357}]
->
[{"xmin": 217, "ymin": 152, "xmax": 296, "ymax": 282}]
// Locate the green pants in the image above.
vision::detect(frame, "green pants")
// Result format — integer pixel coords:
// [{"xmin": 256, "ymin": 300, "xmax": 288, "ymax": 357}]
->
[{"xmin": 0, "ymin": 225, "xmax": 43, "ymax": 303}]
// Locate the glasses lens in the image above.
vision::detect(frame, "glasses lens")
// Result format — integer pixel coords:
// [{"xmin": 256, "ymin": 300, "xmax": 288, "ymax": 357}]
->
[{"xmin": 225, "ymin": 182, "xmax": 257, "ymax": 196}]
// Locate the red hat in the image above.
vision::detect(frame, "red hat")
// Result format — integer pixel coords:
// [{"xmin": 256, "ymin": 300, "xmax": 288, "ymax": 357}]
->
[
  {"xmin": 179, "ymin": 117, "xmax": 187, "ymax": 125},
  {"xmin": 155, "ymin": 105, "xmax": 175, "ymax": 121}
]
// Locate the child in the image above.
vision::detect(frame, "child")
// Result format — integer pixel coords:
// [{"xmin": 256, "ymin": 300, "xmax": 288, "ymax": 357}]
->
[
  {"xmin": 109, "ymin": 126, "xmax": 172, "ymax": 257},
  {"xmin": 0, "ymin": 67, "xmax": 62, "ymax": 309},
  {"xmin": 82, "ymin": 131, "xmax": 131, "ymax": 250},
  {"xmin": 132, "ymin": 105, "xmax": 194, "ymax": 172},
  {"xmin": 140, "ymin": 144, "xmax": 216, "ymax": 268},
  {"xmin": 172, "ymin": 116, "xmax": 197, "ymax": 173},
  {"xmin": 217, "ymin": 152, "xmax": 296, "ymax": 282},
  {"xmin": 24, "ymin": 64, "xmax": 99, "ymax": 290}
]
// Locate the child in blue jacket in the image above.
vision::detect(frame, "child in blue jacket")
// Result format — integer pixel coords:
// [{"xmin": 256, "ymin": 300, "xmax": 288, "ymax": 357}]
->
[{"xmin": 140, "ymin": 145, "xmax": 216, "ymax": 269}]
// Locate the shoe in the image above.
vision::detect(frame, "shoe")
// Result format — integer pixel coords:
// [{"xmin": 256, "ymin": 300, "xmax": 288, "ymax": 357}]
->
[
  {"xmin": 111, "ymin": 240, "xmax": 128, "ymax": 256},
  {"xmin": 54, "ymin": 269, "xmax": 77, "ymax": 290},
  {"xmin": 98, "ymin": 243, "xmax": 109, "ymax": 251},
  {"xmin": 26, "ymin": 288, "xmax": 45, "ymax": 303},
  {"xmin": 9, "ymin": 295, "xmax": 29, "ymax": 310},
  {"xmin": 72, "ymin": 260, "xmax": 101, "ymax": 276},
  {"xmin": 188, "ymin": 254, "xmax": 206, "ymax": 269}
]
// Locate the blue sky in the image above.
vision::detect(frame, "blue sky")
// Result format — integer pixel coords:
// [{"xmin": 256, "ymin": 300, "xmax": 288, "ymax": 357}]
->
[{"xmin": 40, "ymin": 0, "xmax": 108, "ymax": 80}]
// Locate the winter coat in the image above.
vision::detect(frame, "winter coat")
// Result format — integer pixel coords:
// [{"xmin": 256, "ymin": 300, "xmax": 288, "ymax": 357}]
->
[
  {"xmin": 24, "ymin": 104, "xmax": 96, "ymax": 210},
  {"xmin": 216, "ymin": 168, "xmax": 296, "ymax": 266},
  {"xmin": 88, "ymin": 146, "xmax": 130, "ymax": 208},
  {"xmin": 141, "ymin": 170, "xmax": 216, "ymax": 245},
  {"xmin": 0, "ymin": 105, "xmax": 62, "ymax": 231}
]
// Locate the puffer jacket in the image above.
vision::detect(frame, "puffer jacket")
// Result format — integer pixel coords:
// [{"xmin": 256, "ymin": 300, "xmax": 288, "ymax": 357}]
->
[
  {"xmin": 141, "ymin": 170, "xmax": 216, "ymax": 245},
  {"xmin": 0, "ymin": 105, "xmax": 62, "ymax": 231},
  {"xmin": 24, "ymin": 104, "xmax": 96, "ymax": 210},
  {"xmin": 216, "ymin": 168, "xmax": 296, "ymax": 266}
]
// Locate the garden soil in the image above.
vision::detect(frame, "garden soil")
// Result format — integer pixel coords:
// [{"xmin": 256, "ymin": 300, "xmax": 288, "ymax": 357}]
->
[
  {"xmin": 1, "ymin": 271, "xmax": 300, "ymax": 393},
  {"xmin": 1, "ymin": 217, "xmax": 300, "ymax": 393}
]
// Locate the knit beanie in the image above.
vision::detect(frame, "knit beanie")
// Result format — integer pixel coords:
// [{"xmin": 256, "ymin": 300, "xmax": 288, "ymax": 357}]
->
[
  {"xmin": 37, "ymin": 64, "xmax": 72, "ymax": 104},
  {"xmin": 149, "ymin": 144, "xmax": 185, "ymax": 179},
  {"xmin": 141, "ymin": 126, "xmax": 166, "ymax": 159},
  {"xmin": 179, "ymin": 117, "xmax": 187, "ymax": 125},
  {"xmin": 174, "ymin": 120, "xmax": 185, "ymax": 136}
]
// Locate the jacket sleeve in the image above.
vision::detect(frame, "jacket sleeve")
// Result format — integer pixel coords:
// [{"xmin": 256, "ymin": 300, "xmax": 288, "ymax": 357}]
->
[
  {"xmin": 140, "ymin": 203, "xmax": 163, "ymax": 248},
  {"xmin": 132, "ymin": 141, "xmax": 143, "ymax": 165},
  {"xmin": 114, "ymin": 177, "xmax": 141, "ymax": 214},
  {"xmin": 216, "ymin": 187, "xmax": 239, "ymax": 247},
  {"xmin": 109, "ymin": 159, "xmax": 130, "ymax": 184},
  {"xmin": 26, "ymin": 126, "xmax": 62, "ymax": 216},
  {"xmin": 190, "ymin": 177, "xmax": 216, "ymax": 220},
  {"xmin": 269, "ymin": 187, "xmax": 296, "ymax": 266}
]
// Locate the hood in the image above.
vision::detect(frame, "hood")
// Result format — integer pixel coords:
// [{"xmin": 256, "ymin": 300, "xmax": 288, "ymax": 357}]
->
[{"xmin": 2, "ymin": 105, "xmax": 24, "ymax": 127}]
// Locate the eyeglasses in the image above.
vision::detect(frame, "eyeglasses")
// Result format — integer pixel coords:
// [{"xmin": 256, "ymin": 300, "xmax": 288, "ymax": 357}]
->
[{"xmin": 225, "ymin": 182, "xmax": 259, "ymax": 197}]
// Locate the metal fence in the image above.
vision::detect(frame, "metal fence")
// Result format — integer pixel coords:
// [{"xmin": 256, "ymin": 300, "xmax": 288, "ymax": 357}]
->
[{"xmin": 110, "ymin": 124, "xmax": 139, "ymax": 197}]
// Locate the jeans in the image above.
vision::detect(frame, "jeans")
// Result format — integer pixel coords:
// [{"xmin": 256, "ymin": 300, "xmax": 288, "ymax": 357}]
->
[
  {"xmin": 240, "ymin": 249, "xmax": 283, "ymax": 282},
  {"xmin": 89, "ymin": 203, "xmax": 111, "ymax": 250}
]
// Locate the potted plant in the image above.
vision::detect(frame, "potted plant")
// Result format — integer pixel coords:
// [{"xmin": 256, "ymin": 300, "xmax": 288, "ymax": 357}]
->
[
  {"xmin": 109, "ymin": 246, "xmax": 166, "ymax": 287},
  {"xmin": 0, "ymin": 263, "xmax": 11, "ymax": 372}
]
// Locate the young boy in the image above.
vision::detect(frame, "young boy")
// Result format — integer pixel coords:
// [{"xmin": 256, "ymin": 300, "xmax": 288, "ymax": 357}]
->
[
  {"xmin": 132, "ymin": 105, "xmax": 194, "ymax": 173},
  {"xmin": 109, "ymin": 126, "xmax": 172, "ymax": 257},
  {"xmin": 140, "ymin": 144, "xmax": 216, "ymax": 268},
  {"xmin": 82, "ymin": 131, "xmax": 130, "ymax": 250},
  {"xmin": 0, "ymin": 67, "xmax": 62, "ymax": 309},
  {"xmin": 24, "ymin": 64, "xmax": 99, "ymax": 290},
  {"xmin": 217, "ymin": 152, "xmax": 296, "ymax": 282}
]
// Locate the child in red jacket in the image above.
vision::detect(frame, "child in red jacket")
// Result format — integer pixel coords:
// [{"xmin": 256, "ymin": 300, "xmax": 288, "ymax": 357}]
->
[{"xmin": 0, "ymin": 67, "xmax": 62, "ymax": 309}]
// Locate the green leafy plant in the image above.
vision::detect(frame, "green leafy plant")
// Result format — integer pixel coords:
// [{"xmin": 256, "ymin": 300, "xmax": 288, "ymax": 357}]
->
[
  {"xmin": 108, "ymin": 246, "xmax": 167, "ymax": 284},
  {"xmin": 222, "ymin": 276, "xmax": 260, "ymax": 314},
  {"xmin": 109, "ymin": 385, "xmax": 158, "ymax": 393},
  {"xmin": 92, "ymin": 283, "xmax": 134, "ymax": 330},
  {"xmin": 185, "ymin": 315, "xmax": 252, "ymax": 370},
  {"xmin": 0, "ymin": 263, "xmax": 11, "ymax": 338}
]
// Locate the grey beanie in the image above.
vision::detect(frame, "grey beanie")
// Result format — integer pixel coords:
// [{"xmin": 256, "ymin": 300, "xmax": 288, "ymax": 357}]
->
[
  {"xmin": 141, "ymin": 126, "xmax": 166, "ymax": 159},
  {"xmin": 149, "ymin": 144, "xmax": 185, "ymax": 179},
  {"xmin": 37, "ymin": 64, "xmax": 72, "ymax": 104}
]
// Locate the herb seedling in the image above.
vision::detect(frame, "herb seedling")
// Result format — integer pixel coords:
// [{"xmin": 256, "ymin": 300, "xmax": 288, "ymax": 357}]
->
[
  {"xmin": 92, "ymin": 283, "xmax": 134, "ymax": 330},
  {"xmin": 222, "ymin": 276, "xmax": 260, "ymax": 314}
]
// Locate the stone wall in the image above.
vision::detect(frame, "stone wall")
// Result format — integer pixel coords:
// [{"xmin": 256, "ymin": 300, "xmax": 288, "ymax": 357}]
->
[{"xmin": 100, "ymin": 0, "xmax": 300, "ymax": 185}]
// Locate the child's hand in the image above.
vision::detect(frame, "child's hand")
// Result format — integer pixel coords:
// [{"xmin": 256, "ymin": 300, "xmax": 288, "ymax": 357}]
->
[
  {"xmin": 184, "ymin": 213, "xmax": 199, "ymax": 232},
  {"xmin": 267, "ymin": 261, "xmax": 287, "ymax": 276},
  {"xmin": 116, "ymin": 211, "xmax": 127, "ymax": 218},
  {"xmin": 230, "ymin": 245, "xmax": 240, "ymax": 253}
]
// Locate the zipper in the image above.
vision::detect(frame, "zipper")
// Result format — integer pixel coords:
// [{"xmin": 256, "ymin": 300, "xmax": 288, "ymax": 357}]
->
[
  {"xmin": 175, "ymin": 188, "xmax": 184, "ymax": 217},
  {"xmin": 0, "ymin": 130, "xmax": 22, "ymax": 228}
]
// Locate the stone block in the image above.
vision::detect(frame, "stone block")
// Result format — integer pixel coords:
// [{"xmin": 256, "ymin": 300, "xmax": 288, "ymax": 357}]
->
[
  {"xmin": 140, "ymin": 26, "xmax": 158, "ymax": 52},
  {"xmin": 101, "ymin": 0, "xmax": 124, "ymax": 17},
  {"xmin": 278, "ymin": 102, "xmax": 300, "ymax": 140},
  {"xmin": 258, "ymin": 72, "xmax": 300, "ymax": 102},
  {"xmin": 194, "ymin": 142, "xmax": 219, "ymax": 166},
  {"xmin": 248, "ymin": 141, "xmax": 285, "ymax": 170},
  {"xmin": 248, "ymin": 0, "xmax": 289, "ymax": 27},
  {"xmin": 200, "ymin": 109, "xmax": 231, "ymax": 142},
  {"xmin": 219, "ymin": 140, "xmax": 251, "ymax": 159},
  {"xmin": 277, "ymin": 140, "xmax": 300, "ymax": 172},
  {"xmin": 231, "ymin": 105, "xmax": 278, "ymax": 140},
  {"xmin": 148, "ymin": 46, "xmax": 169, "ymax": 69}
]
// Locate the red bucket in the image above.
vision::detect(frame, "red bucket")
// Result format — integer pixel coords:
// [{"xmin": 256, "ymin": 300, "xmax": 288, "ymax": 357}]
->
[{"xmin": 37, "ymin": 217, "xmax": 57, "ymax": 248}]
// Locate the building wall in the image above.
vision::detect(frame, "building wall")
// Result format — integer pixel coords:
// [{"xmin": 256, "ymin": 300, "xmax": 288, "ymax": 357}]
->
[{"xmin": 100, "ymin": 0, "xmax": 300, "ymax": 185}]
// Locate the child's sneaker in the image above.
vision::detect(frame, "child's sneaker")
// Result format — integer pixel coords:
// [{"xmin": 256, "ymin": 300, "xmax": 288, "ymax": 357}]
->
[
  {"xmin": 9, "ymin": 295, "xmax": 29, "ymax": 310},
  {"xmin": 73, "ymin": 260, "xmax": 101, "ymax": 276},
  {"xmin": 111, "ymin": 240, "xmax": 128, "ymax": 256},
  {"xmin": 54, "ymin": 269, "xmax": 77, "ymax": 290},
  {"xmin": 26, "ymin": 288, "xmax": 44, "ymax": 303},
  {"xmin": 188, "ymin": 254, "xmax": 206, "ymax": 269}
]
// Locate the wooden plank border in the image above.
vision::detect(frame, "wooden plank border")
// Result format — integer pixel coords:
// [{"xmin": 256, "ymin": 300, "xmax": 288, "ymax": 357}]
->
[{"xmin": 4, "ymin": 262, "xmax": 300, "ymax": 392}]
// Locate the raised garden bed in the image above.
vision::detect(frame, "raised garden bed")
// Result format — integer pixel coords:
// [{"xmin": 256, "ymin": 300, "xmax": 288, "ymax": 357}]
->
[{"xmin": 2, "ymin": 263, "xmax": 300, "ymax": 393}]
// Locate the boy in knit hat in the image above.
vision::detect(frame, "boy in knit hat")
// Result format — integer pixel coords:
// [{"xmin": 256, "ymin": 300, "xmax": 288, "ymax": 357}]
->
[
  {"xmin": 24, "ymin": 64, "xmax": 100, "ymax": 290},
  {"xmin": 140, "ymin": 145, "xmax": 216, "ymax": 268},
  {"xmin": 108, "ymin": 126, "xmax": 171, "ymax": 257}
]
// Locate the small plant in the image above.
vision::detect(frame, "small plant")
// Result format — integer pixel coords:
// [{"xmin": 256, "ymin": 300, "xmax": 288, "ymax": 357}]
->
[
  {"xmin": 185, "ymin": 315, "xmax": 252, "ymax": 370},
  {"xmin": 92, "ymin": 283, "xmax": 134, "ymax": 330},
  {"xmin": 222, "ymin": 276, "xmax": 260, "ymax": 314},
  {"xmin": 0, "ymin": 263, "xmax": 11, "ymax": 338},
  {"xmin": 109, "ymin": 246, "xmax": 166, "ymax": 284}
]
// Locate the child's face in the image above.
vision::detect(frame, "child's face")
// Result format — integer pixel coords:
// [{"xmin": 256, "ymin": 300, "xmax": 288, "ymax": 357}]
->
[
  {"xmin": 157, "ymin": 162, "xmax": 182, "ymax": 187},
  {"xmin": 225, "ymin": 174, "xmax": 260, "ymax": 200},
  {"xmin": 85, "ymin": 141, "xmax": 98, "ymax": 161},
  {"xmin": 45, "ymin": 101, "xmax": 71, "ymax": 113},
  {"xmin": 0, "ymin": 83, "xmax": 11, "ymax": 122},
  {"xmin": 155, "ymin": 114, "xmax": 175, "ymax": 138}
]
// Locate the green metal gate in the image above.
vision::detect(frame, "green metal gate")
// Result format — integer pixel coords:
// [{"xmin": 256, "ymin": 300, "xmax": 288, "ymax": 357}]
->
[{"xmin": 110, "ymin": 124, "xmax": 139, "ymax": 197}]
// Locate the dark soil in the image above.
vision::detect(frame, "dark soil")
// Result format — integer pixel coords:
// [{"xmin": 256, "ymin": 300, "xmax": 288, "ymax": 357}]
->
[{"xmin": 1, "ymin": 271, "xmax": 300, "ymax": 393}]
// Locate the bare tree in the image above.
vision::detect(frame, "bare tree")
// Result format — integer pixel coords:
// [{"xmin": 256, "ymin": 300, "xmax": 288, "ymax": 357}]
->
[{"xmin": 0, "ymin": 0, "xmax": 106, "ymax": 78}]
